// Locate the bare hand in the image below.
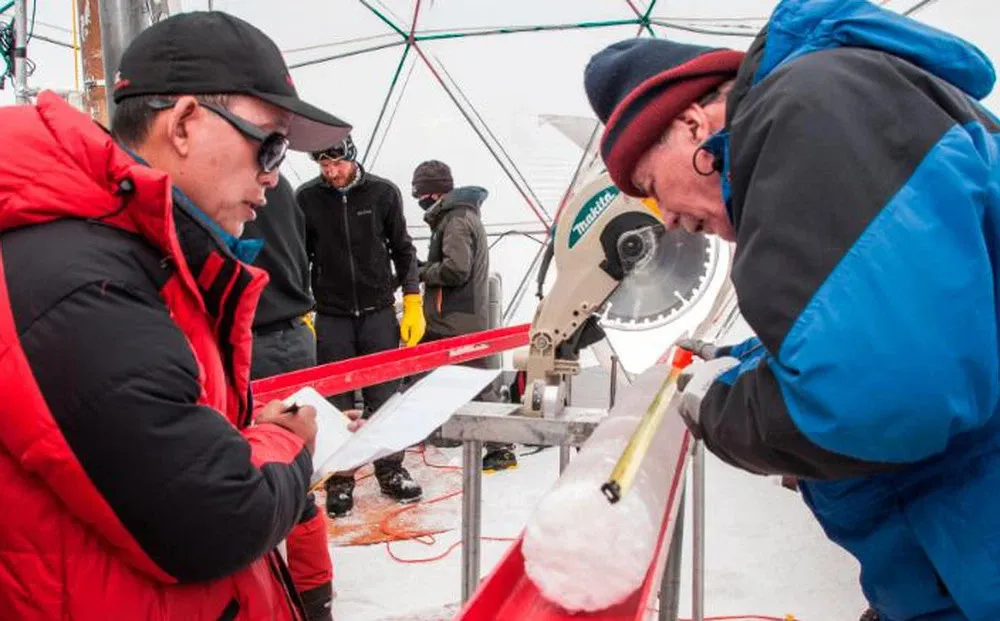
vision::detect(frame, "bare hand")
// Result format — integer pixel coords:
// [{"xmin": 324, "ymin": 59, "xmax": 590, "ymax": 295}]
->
[
  {"xmin": 780, "ymin": 476, "xmax": 800, "ymax": 492},
  {"xmin": 256, "ymin": 400, "xmax": 318, "ymax": 454},
  {"xmin": 344, "ymin": 409, "xmax": 366, "ymax": 433}
]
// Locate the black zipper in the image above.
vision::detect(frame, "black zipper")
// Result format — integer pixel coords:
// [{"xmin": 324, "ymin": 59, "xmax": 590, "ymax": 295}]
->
[
  {"xmin": 267, "ymin": 550, "xmax": 308, "ymax": 621},
  {"xmin": 342, "ymin": 193, "xmax": 361, "ymax": 316},
  {"xmin": 216, "ymin": 599, "xmax": 240, "ymax": 621}
]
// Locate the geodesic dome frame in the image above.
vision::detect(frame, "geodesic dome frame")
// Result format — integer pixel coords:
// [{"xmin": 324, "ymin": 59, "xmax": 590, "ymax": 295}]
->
[{"xmin": 249, "ymin": 0, "xmax": 783, "ymax": 329}]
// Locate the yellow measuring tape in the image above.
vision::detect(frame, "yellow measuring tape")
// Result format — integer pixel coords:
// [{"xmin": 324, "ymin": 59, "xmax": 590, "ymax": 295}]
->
[{"xmin": 601, "ymin": 356, "xmax": 689, "ymax": 504}]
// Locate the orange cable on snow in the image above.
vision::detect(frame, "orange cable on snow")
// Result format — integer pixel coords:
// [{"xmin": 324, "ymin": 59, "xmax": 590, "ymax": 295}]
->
[{"xmin": 380, "ymin": 445, "xmax": 516, "ymax": 563}]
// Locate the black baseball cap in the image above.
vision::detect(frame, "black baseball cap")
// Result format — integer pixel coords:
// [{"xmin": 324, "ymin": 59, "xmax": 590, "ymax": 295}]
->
[{"xmin": 112, "ymin": 11, "xmax": 351, "ymax": 152}]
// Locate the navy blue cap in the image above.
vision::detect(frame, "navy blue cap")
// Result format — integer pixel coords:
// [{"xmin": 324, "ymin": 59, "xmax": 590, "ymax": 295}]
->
[{"xmin": 584, "ymin": 39, "xmax": 743, "ymax": 195}]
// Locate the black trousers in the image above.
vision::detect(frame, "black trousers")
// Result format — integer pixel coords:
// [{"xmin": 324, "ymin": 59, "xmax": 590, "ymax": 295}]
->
[
  {"xmin": 315, "ymin": 307, "xmax": 403, "ymax": 470},
  {"xmin": 251, "ymin": 318, "xmax": 317, "ymax": 380}
]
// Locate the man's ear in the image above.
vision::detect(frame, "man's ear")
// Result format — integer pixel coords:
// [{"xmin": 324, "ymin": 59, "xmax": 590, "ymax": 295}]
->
[
  {"xmin": 676, "ymin": 104, "xmax": 713, "ymax": 144},
  {"xmin": 164, "ymin": 96, "xmax": 200, "ymax": 158}
]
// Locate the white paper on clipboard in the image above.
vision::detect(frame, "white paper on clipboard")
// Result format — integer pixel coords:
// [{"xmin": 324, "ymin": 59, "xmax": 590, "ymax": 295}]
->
[
  {"xmin": 284, "ymin": 365, "xmax": 501, "ymax": 487},
  {"xmin": 281, "ymin": 387, "xmax": 352, "ymax": 485}
]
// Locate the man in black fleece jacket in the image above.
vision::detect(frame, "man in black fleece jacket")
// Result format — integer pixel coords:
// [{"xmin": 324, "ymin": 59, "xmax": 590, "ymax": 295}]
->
[{"xmin": 296, "ymin": 135, "xmax": 425, "ymax": 517}]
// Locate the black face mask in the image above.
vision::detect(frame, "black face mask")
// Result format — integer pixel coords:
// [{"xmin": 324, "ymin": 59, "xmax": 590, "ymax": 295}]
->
[{"xmin": 418, "ymin": 197, "xmax": 437, "ymax": 211}]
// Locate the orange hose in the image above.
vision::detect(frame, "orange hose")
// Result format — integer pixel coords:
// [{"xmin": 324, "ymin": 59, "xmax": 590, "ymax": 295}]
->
[{"xmin": 380, "ymin": 445, "xmax": 515, "ymax": 563}]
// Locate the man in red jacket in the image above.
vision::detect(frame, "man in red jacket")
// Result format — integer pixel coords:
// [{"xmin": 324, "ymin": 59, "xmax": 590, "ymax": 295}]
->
[{"xmin": 0, "ymin": 11, "xmax": 351, "ymax": 621}]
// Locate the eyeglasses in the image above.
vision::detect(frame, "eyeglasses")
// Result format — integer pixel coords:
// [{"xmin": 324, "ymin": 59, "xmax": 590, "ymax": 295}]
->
[{"xmin": 147, "ymin": 99, "xmax": 289, "ymax": 173}]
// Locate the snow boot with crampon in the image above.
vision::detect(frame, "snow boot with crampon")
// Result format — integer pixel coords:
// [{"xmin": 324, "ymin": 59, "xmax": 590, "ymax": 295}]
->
[
  {"xmin": 324, "ymin": 475, "xmax": 356, "ymax": 518},
  {"xmin": 482, "ymin": 447, "xmax": 518, "ymax": 472},
  {"xmin": 376, "ymin": 465, "xmax": 423, "ymax": 503}
]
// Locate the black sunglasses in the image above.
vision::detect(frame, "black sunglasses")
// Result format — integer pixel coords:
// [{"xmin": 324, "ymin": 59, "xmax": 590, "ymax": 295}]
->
[{"xmin": 147, "ymin": 99, "xmax": 289, "ymax": 173}]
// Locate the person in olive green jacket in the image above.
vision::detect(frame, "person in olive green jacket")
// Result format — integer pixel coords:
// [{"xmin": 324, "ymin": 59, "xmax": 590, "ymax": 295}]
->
[{"xmin": 411, "ymin": 160, "xmax": 516, "ymax": 472}]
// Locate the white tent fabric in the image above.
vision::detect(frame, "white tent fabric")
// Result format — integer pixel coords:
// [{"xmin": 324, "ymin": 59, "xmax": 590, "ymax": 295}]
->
[
  {"xmin": 4, "ymin": 1, "xmax": 997, "ymax": 368},
  {"xmin": 6, "ymin": 1, "xmax": 996, "ymax": 335}
]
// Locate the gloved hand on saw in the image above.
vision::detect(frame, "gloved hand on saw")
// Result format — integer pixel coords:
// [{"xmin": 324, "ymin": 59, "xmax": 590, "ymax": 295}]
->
[
  {"xmin": 674, "ymin": 337, "xmax": 763, "ymax": 438},
  {"xmin": 676, "ymin": 336, "xmax": 762, "ymax": 361}
]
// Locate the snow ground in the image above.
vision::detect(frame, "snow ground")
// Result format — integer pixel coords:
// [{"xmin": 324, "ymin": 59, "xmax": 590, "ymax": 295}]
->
[{"xmin": 329, "ymin": 445, "xmax": 867, "ymax": 621}]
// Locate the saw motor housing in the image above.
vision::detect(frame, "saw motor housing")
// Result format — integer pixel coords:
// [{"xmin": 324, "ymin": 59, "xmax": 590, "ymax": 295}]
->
[{"xmin": 520, "ymin": 173, "xmax": 664, "ymax": 417}]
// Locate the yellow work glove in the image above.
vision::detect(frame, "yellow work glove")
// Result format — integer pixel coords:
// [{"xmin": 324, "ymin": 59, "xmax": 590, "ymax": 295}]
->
[
  {"xmin": 399, "ymin": 294, "xmax": 426, "ymax": 347},
  {"xmin": 301, "ymin": 312, "xmax": 316, "ymax": 337}
]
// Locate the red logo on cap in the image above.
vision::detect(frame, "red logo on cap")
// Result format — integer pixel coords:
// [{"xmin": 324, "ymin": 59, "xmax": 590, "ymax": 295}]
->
[
  {"xmin": 285, "ymin": 74, "xmax": 295, "ymax": 88},
  {"xmin": 112, "ymin": 71, "xmax": 131, "ymax": 91}
]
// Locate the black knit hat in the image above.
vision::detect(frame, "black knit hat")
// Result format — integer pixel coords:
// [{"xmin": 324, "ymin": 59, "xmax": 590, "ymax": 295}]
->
[
  {"xmin": 584, "ymin": 39, "xmax": 743, "ymax": 196},
  {"xmin": 411, "ymin": 160, "xmax": 454, "ymax": 197}
]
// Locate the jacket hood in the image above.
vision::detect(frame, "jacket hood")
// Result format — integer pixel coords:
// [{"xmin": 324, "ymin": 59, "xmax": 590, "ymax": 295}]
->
[
  {"xmin": 0, "ymin": 93, "xmax": 178, "ymax": 255},
  {"xmin": 752, "ymin": 0, "xmax": 994, "ymax": 98},
  {"xmin": 424, "ymin": 186, "xmax": 488, "ymax": 225}
]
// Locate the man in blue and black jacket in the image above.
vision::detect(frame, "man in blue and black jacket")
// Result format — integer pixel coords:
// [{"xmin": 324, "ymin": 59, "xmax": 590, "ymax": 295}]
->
[{"xmin": 585, "ymin": 1, "xmax": 1000, "ymax": 619}]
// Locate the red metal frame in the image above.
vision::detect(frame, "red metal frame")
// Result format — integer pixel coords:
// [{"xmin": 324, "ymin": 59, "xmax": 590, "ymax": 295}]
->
[{"xmin": 250, "ymin": 323, "xmax": 531, "ymax": 405}]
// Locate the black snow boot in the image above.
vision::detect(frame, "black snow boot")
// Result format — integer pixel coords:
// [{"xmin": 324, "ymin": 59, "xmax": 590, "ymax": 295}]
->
[
  {"xmin": 376, "ymin": 465, "xmax": 423, "ymax": 503},
  {"xmin": 859, "ymin": 608, "xmax": 880, "ymax": 621},
  {"xmin": 299, "ymin": 582, "xmax": 334, "ymax": 621},
  {"xmin": 482, "ymin": 447, "xmax": 518, "ymax": 472},
  {"xmin": 324, "ymin": 475, "xmax": 355, "ymax": 518}
]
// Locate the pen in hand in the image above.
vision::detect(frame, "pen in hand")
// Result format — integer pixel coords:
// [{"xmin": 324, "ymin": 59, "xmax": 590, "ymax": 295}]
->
[{"xmin": 255, "ymin": 400, "xmax": 317, "ymax": 455}]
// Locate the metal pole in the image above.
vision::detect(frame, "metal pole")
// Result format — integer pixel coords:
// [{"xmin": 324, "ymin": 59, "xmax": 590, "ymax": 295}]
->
[
  {"xmin": 461, "ymin": 439, "xmax": 484, "ymax": 603},
  {"xmin": 609, "ymin": 355, "xmax": 619, "ymax": 408},
  {"xmin": 692, "ymin": 441, "xmax": 706, "ymax": 621},
  {"xmin": 78, "ymin": 0, "xmax": 108, "ymax": 124},
  {"xmin": 659, "ymin": 492, "xmax": 685, "ymax": 621},
  {"xmin": 13, "ymin": 0, "xmax": 29, "ymax": 103},
  {"xmin": 559, "ymin": 375, "xmax": 572, "ymax": 473},
  {"xmin": 97, "ymin": 0, "xmax": 169, "ymax": 120}
]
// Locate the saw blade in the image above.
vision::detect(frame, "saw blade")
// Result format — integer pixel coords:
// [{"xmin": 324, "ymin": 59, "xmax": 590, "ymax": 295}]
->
[{"xmin": 598, "ymin": 227, "xmax": 716, "ymax": 330}]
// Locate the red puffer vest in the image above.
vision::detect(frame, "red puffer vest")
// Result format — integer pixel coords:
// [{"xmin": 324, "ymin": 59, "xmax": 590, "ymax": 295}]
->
[{"xmin": 0, "ymin": 93, "xmax": 302, "ymax": 620}]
